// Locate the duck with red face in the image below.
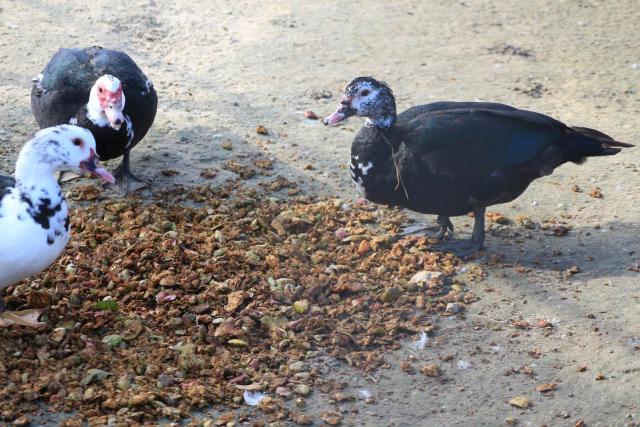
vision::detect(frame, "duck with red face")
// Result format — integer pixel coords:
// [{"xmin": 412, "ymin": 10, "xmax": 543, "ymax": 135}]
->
[{"xmin": 31, "ymin": 46, "xmax": 158, "ymax": 193}]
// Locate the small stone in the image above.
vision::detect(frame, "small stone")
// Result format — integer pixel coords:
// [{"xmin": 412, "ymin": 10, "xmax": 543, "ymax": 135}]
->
[
  {"xmin": 294, "ymin": 384, "xmax": 310, "ymax": 396},
  {"xmin": 293, "ymin": 299, "xmax": 309, "ymax": 314},
  {"xmin": 157, "ymin": 373, "xmax": 174, "ymax": 388},
  {"xmin": 535, "ymin": 383, "xmax": 557, "ymax": 392},
  {"xmin": 117, "ymin": 374, "xmax": 132, "ymax": 390},
  {"xmin": 276, "ymin": 387, "xmax": 292, "ymax": 398},
  {"xmin": 509, "ymin": 396, "xmax": 531, "ymax": 408},
  {"xmin": 159, "ymin": 276, "xmax": 178, "ymax": 287},
  {"xmin": 83, "ymin": 387, "xmax": 96, "ymax": 400},
  {"xmin": 303, "ymin": 110, "xmax": 318, "ymax": 120},
  {"xmin": 227, "ymin": 338, "xmax": 248, "ymax": 347},
  {"xmin": 102, "ymin": 334, "xmax": 124, "ymax": 348},
  {"xmin": 321, "ymin": 411, "xmax": 342, "ymax": 426},
  {"xmin": 102, "ymin": 398, "xmax": 119, "ymax": 410},
  {"xmin": 291, "ymin": 411, "xmax": 313, "ymax": 425},
  {"xmin": 81, "ymin": 368, "xmax": 111, "ymax": 386},
  {"xmin": 399, "ymin": 361, "xmax": 415, "ymax": 374},
  {"xmin": 256, "ymin": 125, "xmax": 269, "ymax": 135},
  {"xmin": 128, "ymin": 393, "xmax": 152, "ymax": 407},
  {"xmin": 225, "ymin": 290, "xmax": 247, "ymax": 312},
  {"xmin": 446, "ymin": 303, "xmax": 463, "ymax": 314},
  {"xmin": 409, "ymin": 271, "xmax": 443, "ymax": 285},
  {"xmin": 381, "ymin": 286, "xmax": 401, "ymax": 303},
  {"xmin": 12, "ymin": 415, "xmax": 30, "ymax": 427},
  {"xmin": 118, "ymin": 269, "xmax": 131, "ymax": 280},
  {"xmin": 222, "ymin": 140, "xmax": 233, "ymax": 150},
  {"xmin": 289, "ymin": 361, "xmax": 307, "ymax": 373},
  {"xmin": 420, "ymin": 364, "xmax": 441, "ymax": 377},
  {"xmin": 51, "ymin": 327, "xmax": 67, "ymax": 344}
]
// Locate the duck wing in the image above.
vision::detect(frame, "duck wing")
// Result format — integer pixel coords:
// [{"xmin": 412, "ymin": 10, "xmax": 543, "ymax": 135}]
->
[{"xmin": 397, "ymin": 105, "xmax": 583, "ymax": 177}]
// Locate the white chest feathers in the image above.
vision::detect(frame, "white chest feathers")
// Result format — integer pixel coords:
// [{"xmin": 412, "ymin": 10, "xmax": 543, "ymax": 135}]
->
[
  {"xmin": 0, "ymin": 188, "xmax": 70, "ymax": 288},
  {"xmin": 350, "ymin": 155, "xmax": 374, "ymax": 195}
]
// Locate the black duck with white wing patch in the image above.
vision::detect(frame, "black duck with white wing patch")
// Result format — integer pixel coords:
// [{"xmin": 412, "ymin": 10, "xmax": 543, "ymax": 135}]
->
[{"xmin": 324, "ymin": 77, "xmax": 633, "ymax": 256}]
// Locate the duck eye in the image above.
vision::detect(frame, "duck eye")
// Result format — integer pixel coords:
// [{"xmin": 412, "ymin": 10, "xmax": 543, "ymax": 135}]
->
[
  {"xmin": 98, "ymin": 87, "xmax": 104, "ymax": 93},
  {"xmin": 361, "ymin": 89, "xmax": 371, "ymax": 97},
  {"xmin": 72, "ymin": 138, "xmax": 83, "ymax": 147}
]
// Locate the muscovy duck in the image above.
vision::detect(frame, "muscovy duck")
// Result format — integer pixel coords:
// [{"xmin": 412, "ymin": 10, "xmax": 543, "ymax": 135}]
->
[
  {"xmin": 31, "ymin": 46, "xmax": 158, "ymax": 192},
  {"xmin": 323, "ymin": 77, "xmax": 632, "ymax": 256},
  {"xmin": 0, "ymin": 125, "xmax": 114, "ymax": 326}
]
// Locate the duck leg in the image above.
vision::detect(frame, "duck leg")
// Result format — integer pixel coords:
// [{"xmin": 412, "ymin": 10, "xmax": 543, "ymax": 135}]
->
[
  {"xmin": 112, "ymin": 149, "xmax": 148, "ymax": 193},
  {"xmin": 401, "ymin": 215, "xmax": 454, "ymax": 240},
  {"xmin": 429, "ymin": 207, "xmax": 486, "ymax": 257},
  {"xmin": 435, "ymin": 215, "xmax": 454, "ymax": 240}
]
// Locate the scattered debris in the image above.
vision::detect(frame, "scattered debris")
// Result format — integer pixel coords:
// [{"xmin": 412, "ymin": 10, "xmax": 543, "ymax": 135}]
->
[
  {"xmin": 488, "ymin": 43, "xmax": 533, "ymax": 57},
  {"xmin": 0, "ymin": 183, "xmax": 471, "ymax": 423}
]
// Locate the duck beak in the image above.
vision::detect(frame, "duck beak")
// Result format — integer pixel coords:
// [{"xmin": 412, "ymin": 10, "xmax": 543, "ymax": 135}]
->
[
  {"xmin": 80, "ymin": 150, "xmax": 116, "ymax": 184},
  {"xmin": 323, "ymin": 99, "xmax": 356, "ymax": 126},
  {"xmin": 105, "ymin": 106, "xmax": 125, "ymax": 131}
]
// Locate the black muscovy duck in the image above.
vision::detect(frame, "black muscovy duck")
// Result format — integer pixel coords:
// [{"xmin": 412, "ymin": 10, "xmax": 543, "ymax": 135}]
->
[
  {"xmin": 323, "ymin": 77, "xmax": 632, "ymax": 256},
  {"xmin": 31, "ymin": 46, "xmax": 158, "ymax": 192},
  {"xmin": 0, "ymin": 125, "xmax": 114, "ymax": 326}
]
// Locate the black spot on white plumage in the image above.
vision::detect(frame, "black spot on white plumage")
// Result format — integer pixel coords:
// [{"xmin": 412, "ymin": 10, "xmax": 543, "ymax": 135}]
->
[
  {"xmin": 31, "ymin": 46, "xmax": 158, "ymax": 192},
  {"xmin": 0, "ymin": 125, "xmax": 112, "ymax": 292},
  {"xmin": 325, "ymin": 77, "xmax": 633, "ymax": 256}
]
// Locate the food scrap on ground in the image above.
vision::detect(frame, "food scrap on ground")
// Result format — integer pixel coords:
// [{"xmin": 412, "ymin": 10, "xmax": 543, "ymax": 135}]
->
[{"xmin": 0, "ymin": 183, "xmax": 475, "ymax": 425}]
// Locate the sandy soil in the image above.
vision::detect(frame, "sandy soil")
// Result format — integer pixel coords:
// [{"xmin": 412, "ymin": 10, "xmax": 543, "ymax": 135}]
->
[{"xmin": 1, "ymin": 0, "xmax": 639, "ymax": 425}]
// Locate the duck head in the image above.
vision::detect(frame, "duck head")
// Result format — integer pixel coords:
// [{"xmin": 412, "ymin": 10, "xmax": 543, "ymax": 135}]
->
[
  {"xmin": 16, "ymin": 125, "xmax": 115, "ymax": 184},
  {"xmin": 87, "ymin": 74, "xmax": 126, "ymax": 131},
  {"xmin": 323, "ymin": 77, "xmax": 397, "ymax": 129}
]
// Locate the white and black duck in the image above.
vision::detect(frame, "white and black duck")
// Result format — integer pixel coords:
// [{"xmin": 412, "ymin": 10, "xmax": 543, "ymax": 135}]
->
[
  {"xmin": 31, "ymin": 46, "xmax": 157, "ymax": 192},
  {"xmin": 324, "ymin": 77, "xmax": 633, "ymax": 256},
  {"xmin": 0, "ymin": 125, "xmax": 114, "ymax": 326}
]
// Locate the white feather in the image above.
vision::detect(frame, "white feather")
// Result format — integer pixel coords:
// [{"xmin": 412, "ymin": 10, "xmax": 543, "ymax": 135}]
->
[{"xmin": 243, "ymin": 390, "xmax": 266, "ymax": 406}]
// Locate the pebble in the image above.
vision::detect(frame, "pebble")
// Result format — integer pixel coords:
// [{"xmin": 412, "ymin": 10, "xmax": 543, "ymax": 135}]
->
[
  {"xmin": 446, "ymin": 302, "xmax": 463, "ymax": 314},
  {"xmin": 409, "ymin": 270, "xmax": 443, "ymax": 284},
  {"xmin": 293, "ymin": 299, "xmax": 309, "ymax": 314},
  {"xmin": 289, "ymin": 361, "xmax": 307, "ymax": 373},
  {"xmin": 381, "ymin": 286, "xmax": 401, "ymax": 303},
  {"xmin": 294, "ymin": 384, "xmax": 310, "ymax": 396},
  {"xmin": 157, "ymin": 373, "xmax": 174, "ymax": 388},
  {"xmin": 12, "ymin": 415, "xmax": 30, "ymax": 427},
  {"xmin": 102, "ymin": 334, "xmax": 124, "ymax": 348},
  {"xmin": 51, "ymin": 327, "xmax": 67, "ymax": 344}
]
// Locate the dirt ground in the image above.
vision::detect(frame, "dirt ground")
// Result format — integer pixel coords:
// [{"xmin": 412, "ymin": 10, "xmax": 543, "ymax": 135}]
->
[{"xmin": 1, "ymin": 0, "xmax": 639, "ymax": 425}]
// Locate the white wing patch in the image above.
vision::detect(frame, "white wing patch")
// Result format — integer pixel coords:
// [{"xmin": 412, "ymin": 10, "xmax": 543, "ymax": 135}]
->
[{"xmin": 349, "ymin": 155, "xmax": 373, "ymax": 195}]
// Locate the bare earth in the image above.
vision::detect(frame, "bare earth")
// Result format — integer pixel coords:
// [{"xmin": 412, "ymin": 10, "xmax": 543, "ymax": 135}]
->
[{"xmin": 1, "ymin": 1, "xmax": 639, "ymax": 425}]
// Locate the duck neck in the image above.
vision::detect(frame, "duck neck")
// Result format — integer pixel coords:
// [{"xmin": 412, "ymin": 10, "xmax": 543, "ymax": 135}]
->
[
  {"xmin": 364, "ymin": 114, "xmax": 396, "ymax": 130},
  {"xmin": 14, "ymin": 155, "xmax": 63, "ymax": 205}
]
